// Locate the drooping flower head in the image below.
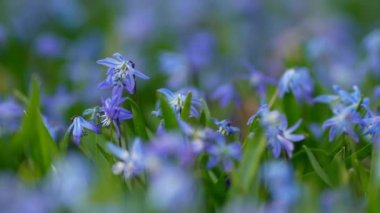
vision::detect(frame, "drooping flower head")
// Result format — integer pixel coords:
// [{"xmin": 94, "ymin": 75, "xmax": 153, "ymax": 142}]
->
[
  {"xmin": 278, "ymin": 67, "xmax": 314, "ymax": 104},
  {"xmin": 245, "ymin": 63, "xmax": 276, "ymax": 100},
  {"xmin": 107, "ymin": 139, "xmax": 145, "ymax": 179},
  {"xmin": 206, "ymin": 135, "xmax": 241, "ymax": 172},
  {"xmin": 97, "ymin": 52, "xmax": 149, "ymax": 96},
  {"xmin": 67, "ymin": 116, "xmax": 100, "ymax": 144},
  {"xmin": 211, "ymin": 83, "xmax": 240, "ymax": 108},
  {"xmin": 100, "ymin": 95, "xmax": 133, "ymax": 138},
  {"xmin": 156, "ymin": 88, "xmax": 202, "ymax": 117}
]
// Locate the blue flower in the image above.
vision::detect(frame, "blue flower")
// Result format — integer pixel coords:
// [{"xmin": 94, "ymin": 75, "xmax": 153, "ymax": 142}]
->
[
  {"xmin": 322, "ymin": 106, "xmax": 361, "ymax": 142},
  {"xmin": 157, "ymin": 88, "xmax": 202, "ymax": 117},
  {"xmin": 278, "ymin": 67, "xmax": 314, "ymax": 104},
  {"xmin": 315, "ymin": 85, "xmax": 370, "ymax": 114},
  {"xmin": 179, "ymin": 120, "xmax": 216, "ymax": 154},
  {"xmin": 261, "ymin": 161, "xmax": 299, "ymax": 210},
  {"xmin": 106, "ymin": 139, "xmax": 145, "ymax": 179},
  {"xmin": 360, "ymin": 114, "xmax": 380, "ymax": 147},
  {"xmin": 245, "ymin": 63, "xmax": 276, "ymax": 100},
  {"xmin": 267, "ymin": 119, "xmax": 304, "ymax": 158},
  {"xmin": 213, "ymin": 119, "xmax": 240, "ymax": 136},
  {"xmin": 206, "ymin": 136, "xmax": 241, "ymax": 172},
  {"xmin": 67, "ymin": 116, "xmax": 100, "ymax": 144},
  {"xmin": 97, "ymin": 53, "xmax": 149, "ymax": 96},
  {"xmin": 100, "ymin": 95, "xmax": 133, "ymax": 138},
  {"xmin": 247, "ymin": 105, "xmax": 304, "ymax": 158}
]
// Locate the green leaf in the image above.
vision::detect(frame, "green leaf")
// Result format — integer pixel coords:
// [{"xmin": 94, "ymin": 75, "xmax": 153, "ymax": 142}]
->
[
  {"xmin": 230, "ymin": 132, "xmax": 266, "ymax": 195},
  {"xmin": 303, "ymin": 145, "xmax": 333, "ymax": 187},
  {"xmin": 158, "ymin": 93, "xmax": 178, "ymax": 130},
  {"xmin": 12, "ymin": 75, "xmax": 58, "ymax": 175},
  {"xmin": 200, "ymin": 99, "xmax": 212, "ymax": 127},
  {"xmin": 180, "ymin": 92, "xmax": 192, "ymax": 121},
  {"xmin": 126, "ymin": 98, "xmax": 149, "ymax": 140}
]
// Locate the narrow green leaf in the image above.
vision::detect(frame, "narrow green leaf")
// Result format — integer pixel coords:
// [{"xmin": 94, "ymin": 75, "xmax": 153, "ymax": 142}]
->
[
  {"xmin": 200, "ymin": 99, "xmax": 212, "ymax": 127},
  {"xmin": 12, "ymin": 75, "xmax": 58, "ymax": 174},
  {"xmin": 158, "ymin": 94, "xmax": 178, "ymax": 129},
  {"xmin": 126, "ymin": 98, "xmax": 149, "ymax": 140},
  {"xmin": 303, "ymin": 145, "xmax": 333, "ymax": 187},
  {"xmin": 180, "ymin": 92, "xmax": 192, "ymax": 121},
  {"xmin": 230, "ymin": 132, "xmax": 266, "ymax": 195}
]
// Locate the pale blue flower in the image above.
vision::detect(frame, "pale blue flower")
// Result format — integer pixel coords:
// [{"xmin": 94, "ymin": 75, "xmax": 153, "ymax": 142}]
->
[
  {"xmin": 67, "ymin": 116, "xmax": 100, "ymax": 144},
  {"xmin": 107, "ymin": 139, "xmax": 145, "ymax": 179},
  {"xmin": 206, "ymin": 136, "xmax": 241, "ymax": 172},
  {"xmin": 213, "ymin": 119, "xmax": 240, "ymax": 136},
  {"xmin": 279, "ymin": 67, "xmax": 314, "ymax": 104}
]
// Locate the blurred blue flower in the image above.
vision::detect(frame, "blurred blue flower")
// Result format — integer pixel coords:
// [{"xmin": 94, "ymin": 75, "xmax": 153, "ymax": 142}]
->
[
  {"xmin": 147, "ymin": 133, "xmax": 194, "ymax": 168},
  {"xmin": 100, "ymin": 96, "xmax": 133, "ymax": 138},
  {"xmin": 206, "ymin": 136, "xmax": 241, "ymax": 172},
  {"xmin": 159, "ymin": 52, "xmax": 190, "ymax": 88},
  {"xmin": 97, "ymin": 53, "xmax": 149, "ymax": 96},
  {"xmin": 213, "ymin": 119, "xmax": 240, "ymax": 136},
  {"xmin": 157, "ymin": 88, "xmax": 202, "ymax": 117},
  {"xmin": 262, "ymin": 161, "xmax": 299, "ymax": 211},
  {"xmin": 0, "ymin": 98, "xmax": 24, "ymax": 135},
  {"xmin": 361, "ymin": 114, "xmax": 380, "ymax": 147},
  {"xmin": 245, "ymin": 63, "xmax": 276, "ymax": 100},
  {"xmin": 278, "ymin": 67, "xmax": 314, "ymax": 104},
  {"xmin": 33, "ymin": 33, "xmax": 65, "ymax": 58},
  {"xmin": 315, "ymin": 85, "xmax": 370, "ymax": 114},
  {"xmin": 67, "ymin": 116, "xmax": 100, "ymax": 144},
  {"xmin": 179, "ymin": 120, "xmax": 218, "ymax": 154},
  {"xmin": 211, "ymin": 83, "xmax": 240, "ymax": 108},
  {"xmin": 364, "ymin": 29, "xmax": 380, "ymax": 75},
  {"xmin": 185, "ymin": 31, "xmax": 215, "ymax": 69},
  {"xmin": 148, "ymin": 166, "xmax": 200, "ymax": 212},
  {"xmin": 322, "ymin": 106, "xmax": 361, "ymax": 142},
  {"xmin": 107, "ymin": 139, "xmax": 145, "ymax": 179}
]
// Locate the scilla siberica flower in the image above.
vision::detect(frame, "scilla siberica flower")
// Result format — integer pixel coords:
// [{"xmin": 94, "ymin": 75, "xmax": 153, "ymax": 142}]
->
[
  {"xmin": 315, "ymin": 85, "xmax": 369, "ymax": 142},
  {"xmin": 248, "ymin": 105, "xmax": 304, "ymax": 158},
  {"xmin": 213, "ymin": 119, "xmax": 240, "ymax": 136},
  {"xmin": 278, "ymin": 67, "xmax": 314, "ymax": 104},
  {"xmin": 157, "ymin": 88, "xmax": 202, "ymax": 117},
  {"xmin": 97, "ymin": 53, "xmax": 149, "ymax": 96},
  {"xmin": 100, "ymin": 95, "xmax": 133, "ymax": 138},
  {"xmin": 107, "ymin": 139, "xmax": 144, "ymax": 179},
  {"xmin": 67, "ymin": 116, "xmax": 100, "ymax": 144},
  {"xmin": 206, "ymin": 135, "xmax": 241, "ymax": 172}
]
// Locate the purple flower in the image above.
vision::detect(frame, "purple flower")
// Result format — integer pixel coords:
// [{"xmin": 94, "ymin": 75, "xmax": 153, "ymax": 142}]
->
[
  {"xmin": 67, "ymin": 116, "xmax": 100, "ymax": 144},
  {"xmin": 106, "ymin": 139, "xmax": 144, "ymax": 179},
  {"xmin": 100, "ymin": 96, "xmax": 133, "ymax": 138},
  {"xmin": 364, "ymin": 29, "xmax": 380, "ymax": 74},
  {"xmin": 206, "ymin": 136, "xmax": 241, "ymax": 172},
  {"xmin": 213, "ymin": 119, "xmax": 240, "ymax": 136},
  {"xmin": 0, "ymin": 98, "xmax": 24, "ymax": 135},
  {"xmin": 278, "ymin": 67, "xmax": 314, "ymax": 104},
  {"xmin": 97, "ymin": 53, "xmax": 149, "ymax": 96},
  {"xmin": 157, "ymin": 88, "xmax": 202, "ymax": 117}
]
